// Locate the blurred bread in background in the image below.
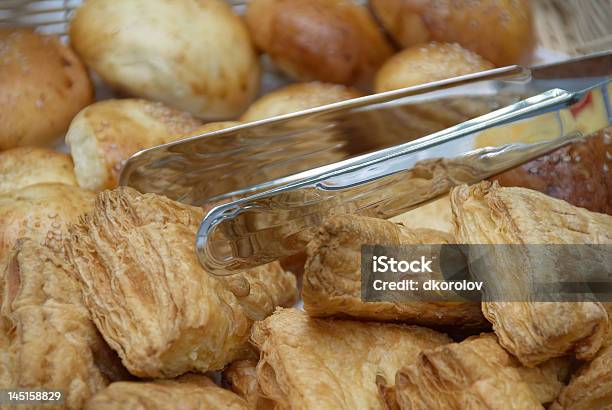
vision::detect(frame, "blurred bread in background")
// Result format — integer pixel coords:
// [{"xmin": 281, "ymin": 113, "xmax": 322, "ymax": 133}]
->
[
  {"xmin": 65, "ymin": 99, "xmax": 204, "ymax": 191},
  {"xmin": 0, "ymin": 147, "xmax": 77, "ymax": 195},
  {"xmin": 241, "ymin": 82, "xmax": 362, "ymax": 122},
  {"xmin": 375, "ymin": 42, "xmax": 494, "ymax": 93},
  {"xmin": 370, "ymin": 0, "xmax": 534, "ymax": 66},
  {"xmin": 0, "ymin": 29, "xmax": 93, "ymax": 150},
  {"xmin": 69, "ymin": 0, "xmax": 260, "ymax": 120},
  {"xmin": 246, "ymin": 0, "xmax": 393, "ymax": 88},
  {"xmin": 0, "ymin": 183, "xmax": 95, "ymax": 258}
]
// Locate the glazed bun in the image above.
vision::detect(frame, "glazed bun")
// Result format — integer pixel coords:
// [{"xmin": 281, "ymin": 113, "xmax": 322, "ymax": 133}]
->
[
  {"xmin": 375, "ymin": 42, "xmax": 494, "ymax": 92},
  {"xmin": 69, "ymin": 0, "xmax": 260, "ymax": 120},
  {"xmin": 241, "ymin": 82, "xmax": 362, "ymax": 122},
  {"xmin": 245, "ymin": 0, "xmax": 393, "ymax": 87},
  {"xmin": 0, "ymin": 147, "xmax": 77, "ymax": 195},
  {"xmin": 370, "ymin": 0, "xmax": 534, "ymax": 66},
  {"xmin": 492, "ymin": 128, "xmax": 612, "ymax": 215},
  {"xmin": 65, "ymin": 99, "xmax": 203, "ymax": 191},
  {"xmin": 0, "ymin": 29, "xmax": 93, "ymax": 150},
  {"xmin": 0, "ymin": 183, "xmax": 95, "ymax": 258}
]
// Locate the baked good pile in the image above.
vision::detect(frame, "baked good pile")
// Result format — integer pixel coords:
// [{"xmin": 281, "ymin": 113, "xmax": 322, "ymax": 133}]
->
[{"xmin": 0, "ymin": 0, "xmax": 610, "ymax": 409}]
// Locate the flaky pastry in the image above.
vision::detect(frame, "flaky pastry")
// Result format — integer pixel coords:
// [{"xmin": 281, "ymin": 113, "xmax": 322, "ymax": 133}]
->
[
  {"xmin": 251, "ymin": 308, "xmax": 450, "ymax": 410},
  {"xmin": 68, "ymin": 187, "xmax": 296, "ymax": 378},
  {"xmin": 550, "ymin": 346, "xmax": 612, "ymax": 410},
  {"xmin": 303, "ymin": 215, "xmax": 486, "ymax": 327},
  {"xmin": 84, "ymin": 374, "xmax": 249, "ymax": 410},
  {"xmin": 451, "ymin": 181, "xmax": 610, "ymax": 366},
  {"xmin": 0, "ymin": 239, "xmax": 128, "ymax": 409},
  {"xmin": 392, "ymin": 334, "xmax": 549, "ymax": 409}
]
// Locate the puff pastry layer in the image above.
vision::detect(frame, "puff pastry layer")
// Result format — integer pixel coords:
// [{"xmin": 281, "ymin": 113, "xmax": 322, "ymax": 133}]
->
[
  {"xmin": 84, "ymin": 374, "xmax": 249, "ymax": 410},
  {"xmin": 392, "ymin": 334, "xmax": 547, "ymax": 409},
  {"xmin": 0, "ymin": 239, "xmax": 128, "ymax": 409},
  {"xmin": 303, "ymin": 215, "xmax": 486, "ymax": 327},
  {"xmin": 451, "ymin": 181, "xmax": 610, "ymax": 366},
  {"xmin": 68, "ymin": 187, "xmax": 296, "ymax": 378},
  {"xmin": 251, "ymin": 308, "xmax": 450, "ymax": 410}
]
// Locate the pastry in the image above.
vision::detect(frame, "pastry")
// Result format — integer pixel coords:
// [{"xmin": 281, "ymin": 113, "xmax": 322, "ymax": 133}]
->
[
  {"xmin": 251, "ymin": 308, "xmax": 450, "ymax": 409},
  {"xmin": 84, "ymin": 374, "xmax": 249, "ymax": 410},
  {"xmin": 369, "ymin": 0, "xmax": 534, "ymax": 66},
  {"xmin": 0, "ymin": 29, "xmax": 93, "ymax": 149},
  {"xmin": 0, "ymin": 239, "xmax": 129, "ymax": 409},
  {"xmin": 451, "ymin": 181, "xmax": 610, "ymax": 366},
  {"xmin": 374, "ymin": 42, "xmax": 493, "ymax": 93},
  {"xmin": 245, "ymin": 0, "xmax": 393, "ymax": 87},
  {"xmin": 390, "ymin": 334, "xmax": 566, "ymax": 409},
  {"xmin": 65, "ymin": 99, "xmax": 204, "ymax": 191},
  {"xmin": 241, "ymin": 82, "xmax": 362, "ymax": 122},
  {"xmin": 70, "ymin": 0, "xmax": 260, "ymax": 119},
  {"xmin": 550, "ymin": 346, "xmax": 612, "ymax": 410},
  {"xmin": 0, "ymin": 183, "xmax": 95, "ymax": 259},
  {"xmin": 68, "ymin": 187, "xmax": 296, "ymax": 377},
  {"xmin": 303, "ymin": 215, "xmax": 486, "ymax": 328},
  {"xmin": 0, "ymin": 147, "xmax": 77, "ymax": 195}
]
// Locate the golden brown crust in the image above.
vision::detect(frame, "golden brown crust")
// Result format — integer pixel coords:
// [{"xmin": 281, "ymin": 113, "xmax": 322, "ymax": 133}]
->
[
  {"xmin": 84, "ymin": 374, "xmax": 249, "ymax": 410},
  {"xmin": 374, "ymin": 42, "xmax": 493, "ymax": 93},
  {"xmin": 241, "ymin": 82, "xmax": 362, "ymax": 122},
  {"xmin": 0, "ymin": 29, "xmax": 93, "ymax": 149},
  {"xmin": 492, "ymin": 128, "xmax": 612, "ymax": 215},
  {"xmin": 0, "ymin": 183, "xmax": 95, "ymax": 259},
  {"xmin": 65, "ymin": 99, "xmax": 204, "ymax": 191},
  {"xmin": 224, "ymin": 359, "xmax": 274, "ymax": 410},
  {"xmin": 70, "ymin": 0, "xmax": 260, "ymax": 119},
  {"xmin": 246, "ymin": 0, "xmax": 393, "ymax": 87},
  {"xmin": 303, "ymin": 215, "xmax": 486, "ymax": 328},
  {"xmin": 451, "ymin": 182, "xmax": 610, "ymax": 366},
  {"xmin": 68, "ymin": 187, "xmax": 295, "ymax": 378},
  {"xmin": 250, "ymin": 308, "xmax": 451, "ymax": 409},
  {"xmin": 394, "ymin": 334, "xmax": 544, "ymax": 409},
  {"xmin": 390, "ymin": 194, "xmax": 453, "ymax": 233},
  {"xmin": 369, "ymin": 0, "xmax": 534, "ymax": 66},
  {"xmin": 550, "ymin": 346, "xmax": 612, "ymax": 410},
  {"xmin": 0, "ymin": 147, "xmax": 77, "ymax": 195},
  {"xmin": 0, "ymin": 239, "xmax": 128, "ymax": 409}
]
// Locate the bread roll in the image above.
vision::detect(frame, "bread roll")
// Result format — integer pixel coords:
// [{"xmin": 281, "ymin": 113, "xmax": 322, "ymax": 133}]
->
[
  {"xmin": 65, "ymin": 99, "xmax": 204, "ymax": 191},
  {"xmin": 241, "ymin": 82, "xmax": 362, "ymax": 122},
  {"xmin": 0, "ymin": 147, "xmax": 77, "ymax": 195},
  {"xmin": 0, "ymin": 183, "xmax": 95, "ymax": 259},
  {"xmin": 492, "ymin": 128, "xmax": 612, "ymax": 215},
  {"xmin": 370, "ymin": 0, "xmax": 534, "ymax": 66},
  {"xmin": 0, "ymin": 29, "xmax": 93, "ymax": 150},
  {"xmin": 375, "ymin": 42, "xmax": 494, "ymax": 93},
  {"xmin": 245, "ymin": 0, "xmax": 393, "ymax": 87},
  {"xmin": 70, "ymin": 0, "xmax": 260, "ymax": 119}
]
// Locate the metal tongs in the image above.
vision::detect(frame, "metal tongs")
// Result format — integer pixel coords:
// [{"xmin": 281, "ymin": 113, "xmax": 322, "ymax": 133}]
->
[{"xmin": 120, "ymin": 52, "xmax": 612, "ymax": 276}]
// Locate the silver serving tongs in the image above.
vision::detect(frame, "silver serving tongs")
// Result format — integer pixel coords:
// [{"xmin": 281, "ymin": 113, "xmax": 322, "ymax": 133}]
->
[{"xmin": 119, "ymin": 52, "xmax": 612, "ymax": 275}]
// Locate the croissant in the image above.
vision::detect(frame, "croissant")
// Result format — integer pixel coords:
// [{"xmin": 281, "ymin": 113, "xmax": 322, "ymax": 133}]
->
[
  {"xmin": 84, "ymin": 374, "xmax": 249, "ymax": 410},
  {"xmin": 0, "ymin": 239, "xmax": 129, "ymax": 410},
  {"xmin": 451, "ymin": 181, "xmax": 610, "ymax": 366},
  {"xmin": 303, "ymin": 215, "xmax": 486, "ymax": 328},
  {"xmin": 391, "ymin": 334, "xmax": 567, "ymax": 409},
  {"xmin": 68, "ymin": 187, "xmax": 296, "ymax": 378},
  {"xmin": 251, "ymin": 308, "xmax": 450, "ymax": 409}
]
